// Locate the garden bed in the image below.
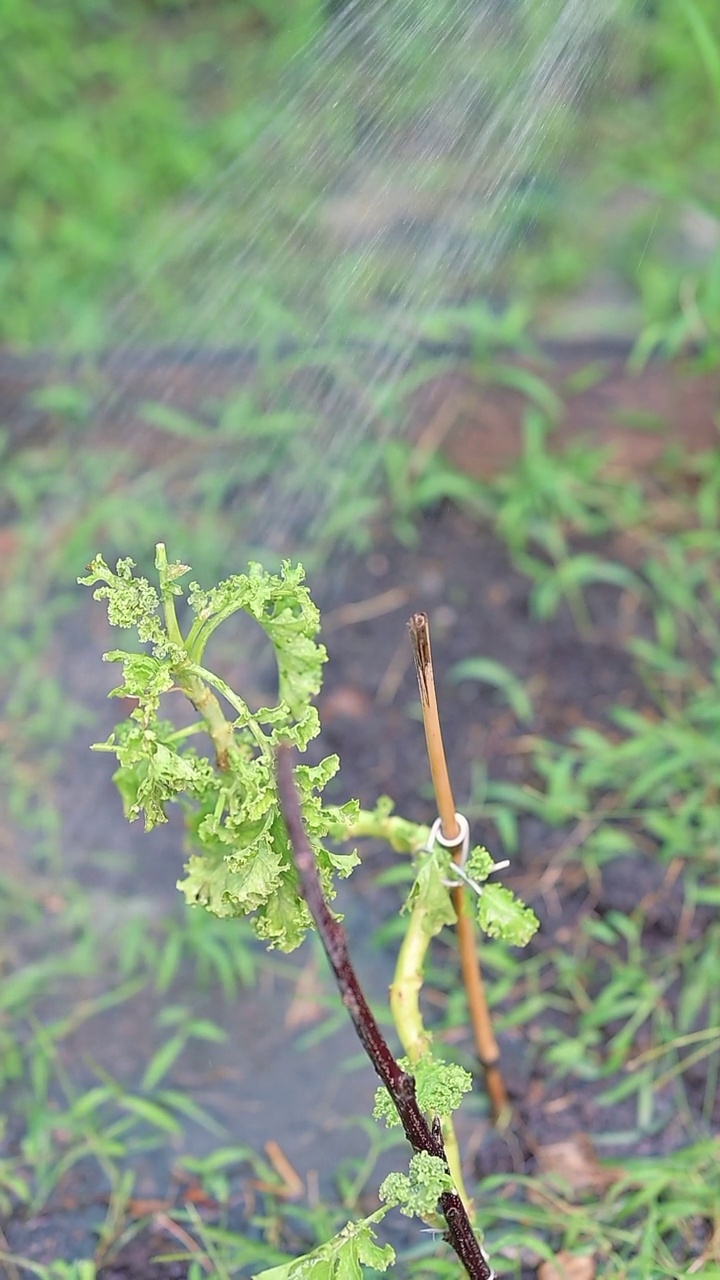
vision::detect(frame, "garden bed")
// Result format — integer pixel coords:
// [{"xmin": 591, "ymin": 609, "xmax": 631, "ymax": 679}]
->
[
  {"xmin": 1, "ymin": 341, "xmax": 719, "ymax": 1276},
  {"xmin": 2, "ymin": 340, "xmax": 718, "ymax": 471}
]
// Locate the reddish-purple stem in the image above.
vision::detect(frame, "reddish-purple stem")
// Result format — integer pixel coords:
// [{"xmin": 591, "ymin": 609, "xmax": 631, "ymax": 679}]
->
[{"xmin": 276, "ymin": 745, "xmax": 493, "ymax": 1280}]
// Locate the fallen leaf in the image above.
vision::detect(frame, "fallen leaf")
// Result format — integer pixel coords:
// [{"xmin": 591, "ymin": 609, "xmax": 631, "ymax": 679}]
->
[
  {"xmin": 535, "ymin": 1133, "xmax": 623, "ymax": 1197},
  {"xmin": 264, "ymin": 1139, "xmax": 304, "ymax": 1200},
  {"xmin": 184, "ymin": 1185, "xmax": 218, "ymax": 1206},
  {"xmin": 128, "ymin": 1198, "xmax": 171, "ymax": 1216},
  {"xmin": 250, "ymin": 1140, "xmax": 304, "ymax": 1200},
  {"xmin": 538, "ymin": 1250, "xmax": 596, "ymax": 1280}
]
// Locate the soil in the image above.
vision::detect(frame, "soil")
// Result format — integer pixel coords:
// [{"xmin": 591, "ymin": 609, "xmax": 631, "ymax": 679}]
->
[
  {"xmin": 2, "ymin": 339, "xmax": 719, "ymax": 474},
  {"xmin": 1, "ymin": 345, "xmax": 718, "ymax": 1276}
]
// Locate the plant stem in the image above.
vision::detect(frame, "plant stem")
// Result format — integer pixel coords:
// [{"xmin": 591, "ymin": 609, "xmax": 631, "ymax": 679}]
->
[
  {"xmin": 155, "ymin": 543, "xmax": 186, "ymax": 651},
  {"xmin": 332, "ymin": 809, "xmax": 430, "ymax": 853},
  {"xmin": 175, "ymin": 670, "xmax": 237, "ymax": 772},
  {"xmin": 390, "ymin": 905, "xmax": 432, "ymax": 1064},
  {"xmin": 153, "ymin": 544, "xmax": 239, "ymax": 771},
  {"xmin": 408, "ymin": 613, "xmax": 508, "ymax": 1122},
  {"xmin": 390, "ymin": 900, "xmax": 473, "ymax": 1213},
  {"xmin": 276, "ymin": 746, "xmax": 494, "ymax": 1280}
]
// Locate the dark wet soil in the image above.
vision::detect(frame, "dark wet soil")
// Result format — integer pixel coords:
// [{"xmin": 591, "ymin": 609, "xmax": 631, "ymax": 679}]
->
[
  {"xmin": 1, "ymin": 347, "xmax": 717, "ymax": 1275},
  {"xmin": 317, "ymin": 510, "xmax": 713, "ymax": 1142}
]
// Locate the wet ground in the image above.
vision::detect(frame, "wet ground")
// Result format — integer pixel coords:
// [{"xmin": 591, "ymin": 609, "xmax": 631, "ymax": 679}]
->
[
  {"xmin": 1, "ymin": 345, "xmax": 718, "ymax": 1274},
  {"xmin": 3, "ymin": 337, "xmax": 719, "ymax": 471}
]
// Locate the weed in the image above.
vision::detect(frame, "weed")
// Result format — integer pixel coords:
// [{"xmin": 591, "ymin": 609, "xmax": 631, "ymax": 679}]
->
[{"xmin": 449, "ymin": 659, "xmax": 534, "ymax": 727}]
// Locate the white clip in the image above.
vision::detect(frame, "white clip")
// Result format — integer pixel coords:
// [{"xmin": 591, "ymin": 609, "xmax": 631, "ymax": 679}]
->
[
  {"xmin": 424, "ymin": 810, "xmax": 510, "ymax": 899},
  {"xmin": 427, "ymin": 811, "xmax": 470, "ymax": 869}
]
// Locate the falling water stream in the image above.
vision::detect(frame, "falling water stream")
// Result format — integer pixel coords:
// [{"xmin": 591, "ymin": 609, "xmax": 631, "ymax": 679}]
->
[{"xmin": 29, "ymin": 0, "xmax": 626, "ymax": 561}]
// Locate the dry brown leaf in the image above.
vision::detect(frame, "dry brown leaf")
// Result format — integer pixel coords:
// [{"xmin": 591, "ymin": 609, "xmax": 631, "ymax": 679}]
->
[
  {"xmin": 250, "ymin": 1140, "xmax": 305, "ymax": 1200},
  {"xmin": 184, "ymin": 1185, "xmax": 218, "ymax": 1206},
  {"xmin": 535, "ymin": 1133, "xmax": 623, "ymax": 1197},
  {"xmin": 128, "ymin": 1198, "xmax": 171, "ymax": 1216},
  {"xmin": 538, "ymin": 1250, "xmax": 596, "ymax": 1280}
]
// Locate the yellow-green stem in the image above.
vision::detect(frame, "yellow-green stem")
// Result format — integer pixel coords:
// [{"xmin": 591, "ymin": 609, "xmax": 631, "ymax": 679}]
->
[
  {"xmin": 333, "ymin": 809, "xmax": 429, "ymax": 854},
  {"xmin": 155, "ymin": 543, "xmax": 186, "ymax": 651},
  {"xmin": 177, "ymin": 672, "xmax": 236, "ymax": 772},
  {"xmin": 389, "ymin": 901, "xmax": 473, "ymax": 1215}
]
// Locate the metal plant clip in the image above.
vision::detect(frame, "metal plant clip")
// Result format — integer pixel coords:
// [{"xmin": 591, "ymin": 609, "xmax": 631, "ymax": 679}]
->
[{"xmin": 423, "ymin": 811, "xmax": 510, "ymax": 896}]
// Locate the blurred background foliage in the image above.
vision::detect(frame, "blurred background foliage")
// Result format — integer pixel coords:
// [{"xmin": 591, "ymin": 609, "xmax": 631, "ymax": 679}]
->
[
  {"xmin": 0, "ymin": 0, "xmax": 322, "ymax": 344},
  {"xmin": 0, "ymin": 0, "xmax": 718, "ymax": 350}
]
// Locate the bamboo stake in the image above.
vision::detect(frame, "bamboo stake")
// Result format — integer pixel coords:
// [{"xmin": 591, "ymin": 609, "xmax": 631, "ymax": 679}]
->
[{"xmin": 408, "ymin": 613, "xmax": 508, "ymax": 1122}]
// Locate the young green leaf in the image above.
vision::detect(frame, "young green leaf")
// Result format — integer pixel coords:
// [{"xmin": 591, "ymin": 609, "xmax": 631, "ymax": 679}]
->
[
  {"xmin": 253, "ymin": 1212, "xmax": 394, "ymax": 1280},
  {"xmin": 403, "ymin": 849, "xmax": 457, "ymax": 937},
  {"xmin": 81, "ymin": 549, "xmax": 360, "ymax": 951},
  {"xmin": 476, "ymin": 883, "xmax": 539, "ymax": 946},
  {"xmin": 465, "ymin": 844, "xmax": 496, "ymax": 883},
  {"xmin": 373, "ymin": 1054, "xmax": 472, "ymax": 1128},
  {"xmin": 79, "ymin": 554, "xmax": 174, "ymax": 654},
  {"xmin": 105, "ymin": 652, "xmax": 175, "ymax": 722},
  {"xmin": 379, "ymin": 1151, "xmax": 454, "ymax": 1218}
]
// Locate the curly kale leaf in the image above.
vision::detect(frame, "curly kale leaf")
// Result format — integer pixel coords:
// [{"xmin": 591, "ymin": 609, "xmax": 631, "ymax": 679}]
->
[
  {"xmin": 187, "ymin": 561, "xmax": 326, "ymax": 721},
  {"xmin": 180, "ymin": 826, "xmax": 286, "ymax": 919},
  {"xmin": 96, "ymin": 720, "xmax": 215, "ymax": 830},
  {"xmin": 465, "ymin": 844, "xmax": 495, "ymax": 882},
  {"xmin": 477, "ymin": 883, "xmax": 539, "ymax": 947},
  {"xmin": 79, "ymin": 555, "xmax": 177, "ymax": 655},
  {"xmin": 463, "ymin": 846, "xmax": 539, "ymax": 947},
  {"xmin": 379, "ymin": 1151, "xmax": 454, "ymax": 1219},
  {"xmin": 104, "ymin": 651, "xmax": 175, "ymax": 725},
  {"xmin": 253, "ymin": 1212, "xmax": 394, "ymax": 1280},
  {"xmin": 95, "ymin": 703, "xmax": 356, "ymax": 950},
  {"xmin": 177, "ymin": 755, "xmax": 360, "ymax": 951},
  {"xmin": 373, "ymin": 1054, "xmax": 472, "ymax": 1128},
  {"xmin": 82, "ymin": 550, "xmax": 360, "ymax": 953}
]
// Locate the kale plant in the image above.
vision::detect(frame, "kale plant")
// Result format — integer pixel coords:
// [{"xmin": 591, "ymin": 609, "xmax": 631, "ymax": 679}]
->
[{"xmin": 80, "ymin": 545, "xmax": 538, "ymax": 1279}]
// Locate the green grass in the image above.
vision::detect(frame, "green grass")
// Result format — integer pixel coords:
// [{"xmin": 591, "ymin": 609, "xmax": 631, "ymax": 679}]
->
[
  {"xmin": 2, "ymin": 0, "xmax": 719, "ymax": 349},
  {"xmin": 507, "ymin": 0, "xmax": 720, "ymax": 353},
  {"xmin": 0, "ymin": 0, "xmax": 322, "ymax": 346}
]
